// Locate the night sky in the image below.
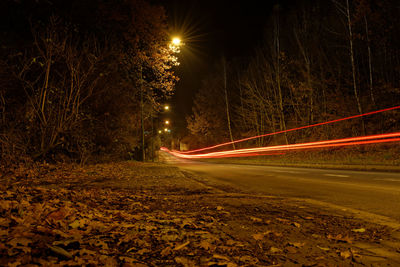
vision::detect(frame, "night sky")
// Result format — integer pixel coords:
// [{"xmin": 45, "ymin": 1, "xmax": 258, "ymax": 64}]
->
[{"xmin": 159, "ymin": 0, "xmax": 281, "ymax": 132}]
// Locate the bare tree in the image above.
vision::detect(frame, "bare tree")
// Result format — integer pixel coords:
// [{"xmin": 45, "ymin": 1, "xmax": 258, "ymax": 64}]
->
[
  {"xmin": 15, "ymin": 17, "xmax": 101, "ymax": 159},
  {"xmin": 223, "ymin": 57, "xmax": 235, "ymax": 149},
  {"xmin": 333, "ymin": 0, "xmax": 366, "ymax": 135},
  {"xmin": 273, "ymin": 4, "xmax": 289, "ymax": 144}
]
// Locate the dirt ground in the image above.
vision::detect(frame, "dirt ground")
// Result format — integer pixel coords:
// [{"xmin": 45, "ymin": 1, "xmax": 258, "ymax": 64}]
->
[{"xmin": 1, "ymin": 161, "xmax": 400, "ymax": 266}]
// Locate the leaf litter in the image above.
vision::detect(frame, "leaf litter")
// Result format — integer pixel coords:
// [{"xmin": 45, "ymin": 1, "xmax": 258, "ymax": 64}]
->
[{"xmin": 0, "ymin": 161, "xmax": 398, "ymax": 266}]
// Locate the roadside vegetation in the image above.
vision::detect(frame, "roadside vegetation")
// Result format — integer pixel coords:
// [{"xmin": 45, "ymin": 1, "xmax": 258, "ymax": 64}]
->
[
  {"xmin": 184, "ymin": 0, "xmax": 400, "ymax": 156},
  {"xmin": 0, "ymin": 0, "xmax": 177, "ymax": 168}
]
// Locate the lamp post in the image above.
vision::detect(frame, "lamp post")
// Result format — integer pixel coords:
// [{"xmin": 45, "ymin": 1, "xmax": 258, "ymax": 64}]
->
[{"xmin": 140, "ymin": 37, "xmax": 181, "ymax": 161}]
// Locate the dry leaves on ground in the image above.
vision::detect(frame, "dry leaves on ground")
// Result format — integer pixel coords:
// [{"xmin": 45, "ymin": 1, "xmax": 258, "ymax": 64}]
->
[{"xmin": 0, "ymin": 161, "xmax": 396, "ymax": 266}]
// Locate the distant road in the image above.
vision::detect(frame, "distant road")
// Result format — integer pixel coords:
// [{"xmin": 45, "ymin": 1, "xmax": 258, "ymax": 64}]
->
[{"xmin": 161, "ymin": 152, "xmax": 400, "ymax": 224}]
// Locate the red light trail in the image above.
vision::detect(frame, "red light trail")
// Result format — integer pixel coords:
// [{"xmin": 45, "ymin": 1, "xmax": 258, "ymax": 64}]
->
[
  {"xmin": 176, "ymin": 105, "xmax": 400, "ymax": 154},
  {"xmin": 162, "ymin": 132, "xmax": 400, "ymax": 159}
]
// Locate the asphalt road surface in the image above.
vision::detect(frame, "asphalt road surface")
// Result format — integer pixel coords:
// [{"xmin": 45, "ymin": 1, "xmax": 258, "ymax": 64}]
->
[{"xmin": 161, "ymin": 152, "xmax": 400, "ymax": 224}]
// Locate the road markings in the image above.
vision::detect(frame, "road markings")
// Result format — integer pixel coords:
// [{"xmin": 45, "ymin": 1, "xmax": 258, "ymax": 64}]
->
[
  {"xmin": 270, "ymin": 170, "xmax": 306, "ymax": 174},
  {"xmin": 374, "ymin": 178, "xmax": 400, "ymax": 182},
  {"xmin": 324, "ymin": 174, "xmax": 350, "ymax": 178}
]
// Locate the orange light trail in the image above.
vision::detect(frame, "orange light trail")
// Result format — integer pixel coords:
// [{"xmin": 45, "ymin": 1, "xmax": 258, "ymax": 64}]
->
[
  {"xmin": 176, "ymin": 105, "xmax": 400, "ymax": 154},
  {"xmin": 162, "ymin": 132, "xmax": 400, "ymax": 159}
]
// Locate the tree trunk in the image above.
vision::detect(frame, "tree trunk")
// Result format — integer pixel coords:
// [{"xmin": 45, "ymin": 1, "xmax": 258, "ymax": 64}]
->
[
  {"xmin": 346, "ymin": 0, "xmax": 365, "ymax": 135},
  {"xmin": 364, "ymin": 15, "xmax": 375, "ymax": 107},
  {"xmin": 274, "ymin": 5, "xmax": 288, "ymax": 144},
  {"xmin": 223, "ymin": 57, "xmax": 235, "ymax": 150}
]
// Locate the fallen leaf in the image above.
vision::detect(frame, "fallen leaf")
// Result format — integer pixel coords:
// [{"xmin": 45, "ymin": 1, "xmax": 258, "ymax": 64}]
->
[
  {"xmin": 8, "ymin": 237, "xmax": 32, "ymax": 247},
  {"xmin": 89, "ymin": 239, "xmax": 109, "ymax": 250},
  {"xmin": 79, "ymin": 248, "xmax": 97, "ymax": 256},
  {"xmin": 126, "ymin": 246, "xmax": 136, "ymax": 253},
  {"xmin": 119, "ymin": 223, "xmax": 136, "ymax": 228},
  {"xmin": 47, "ymin": 245, "xmax": 73, "ymax": 259},
  {"xmin": 181, "ymin": 218, "xmax": 194, "ymax": 228},
  {"xmin": 226, "ymin": 239, "xmax": 236, "ymax": 246},
  {"xmin": 199, "ymin": 240, "xmax": 213, "ymax": 250},
  {"xmin": 137, "ymin": 248, "xmax": 151, "ymax": 255},
  {"xmin": 350, "ymin": 248, "xmax": 361, "ymax": 258},
  {"xmin": 287, "ymin": 242, "xmax": 305, "ymax": 248},
  {"xmin": 69, "ymin": 219, "xmax": 86, "ymax": 229},
  {"xmin": 213, "ymin": 254, "xmax": 231, "ymax": 261},
  {"xmin": 317, "ymin": 245, "xmax": 330, "ymax": 251},
  {"xmin": 131, "ymin": 214, "xmax": 144, "ymax": 220},
  {"xmin": 0, "ymin": 218, "xmax": 10, "ymax": 227},
  {"xmin": 252, "ymin": 233, "xmax": 264, "ymax": 241},
  {"xmin": 175, "ymin": 256, "xmax": 195, "ymax": 267},
  {"xmin": 237, "ymin": 255, "xmax": 259, "ymax": 264},
  {"xmin": 144, "ymin": 225, "xmax": 157, "ymax": 231},
  {"xmin": 286, "ymin": 246, "xmax": 297, "ymax": 253},
  {"xmin": 47, "ymin": 207, "xmax": 69, "ymax": 221},
  {"xmin": 7, "ymin": 261, "xmax": 22, "ymax": 267},
  {"xmin": 270, "ymin": 247, "xmax": 282, "ymax": 253},
  {"xmin": 276, "ymin": 218, "xmax": 289, "ymax": 223},
  {"xmin": 352, "ymin": 228, "xmax": 366, "ymax": 233},
  {"xmin": 250, "ymin": 216, "xmax": 262, "ymax": 223},
  {"xmin": 340, "ymin": 250, "xmax": 352, "ymax": 259},
  {"xmin": 53, "ymin": 238, "xmax": 79, "ymax": 245},
  {"xmin": 0, "ymin": 229, "xmax": 9, "ymax": 236},
  {"xmin": 327, "ymin": 234, "xmax": 353, "ymax": 243},
  {"xmin": 291, "ymin": 222, "xmax": 301, "ymax": 228},
  {"xmin": 160, "ymin": 246, "xmax": 172, "ymax": 256},
  {"xmin": 174, "ymin": 240, "xmax": 190, "ymax": 250},
  {"xmin": 119, "ymin": 256, "xmax": 138, "ymax": 264},
  {"xmin": 161, "ymin": 234, "xmax": 179, "ymax": 242}
]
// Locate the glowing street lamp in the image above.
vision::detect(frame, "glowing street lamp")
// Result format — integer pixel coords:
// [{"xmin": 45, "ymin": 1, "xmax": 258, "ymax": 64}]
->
[
  {"xmin": 165, "ymin": 120, "xmax": 170, "ymax": 125},
  {"xmin": 158, "ymin": 130, "xmax": 162, "ymax": 134},
  {"xmin": 169, "ymin": 37, "xmax": 182, "ymax": 53},
  {"xmin": 164, "ymin": 105, "xmax": 169, "ymax": 111},
  {"xmin": 172, "ymin": 37, "xmax": 181, "ymax": 46},
  {"xmin": 164, "ymin": 128, "xmax": 168, "ymax": 132}
]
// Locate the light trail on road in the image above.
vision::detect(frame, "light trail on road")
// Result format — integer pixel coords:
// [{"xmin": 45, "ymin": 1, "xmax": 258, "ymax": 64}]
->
[
  {"xmin": 176, "ymin": 105, "xmax": 400, "ymax": 154},
  {"xmin": 162, "ymin": 132, "xmax": 400, "ymax": 159}
]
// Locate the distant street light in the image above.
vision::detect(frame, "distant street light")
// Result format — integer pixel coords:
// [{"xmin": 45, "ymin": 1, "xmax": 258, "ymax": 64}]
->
[
  {"xmin": 158, "ymin": 130, "xmax": 162, "ymax": 134},
  {"xmin": 164, "ymin": 128, "xmax": 168, "ymax": 132},
  {"xmin": 165, "ymin": 120, "xmax": 170, "ymax": 125},
  {"xmin": 164, "ymin": 105, "xmax": 169, "ymax": 111}
]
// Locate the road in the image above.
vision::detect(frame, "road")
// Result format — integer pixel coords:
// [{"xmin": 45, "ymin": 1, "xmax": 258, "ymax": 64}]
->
[{"xmin": 161, "ymin": 152, "xmax": 400, "ymax": 225}]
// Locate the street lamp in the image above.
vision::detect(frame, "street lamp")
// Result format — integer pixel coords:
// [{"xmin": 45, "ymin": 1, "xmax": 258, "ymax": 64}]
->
[
  {"xmin": 165, "ymin": 120, "xmax": 170, "ymax": 125},
  {"xmin": 169, "ymin": 37, "xmax": 182, "ymax": 53},
  {"xmin": 164, "ymin": 105, "xmax": 169, "ymax": 111},
  {"xmin": 172, "ymin": 37, "xmax": 181, "ymax": 46}
]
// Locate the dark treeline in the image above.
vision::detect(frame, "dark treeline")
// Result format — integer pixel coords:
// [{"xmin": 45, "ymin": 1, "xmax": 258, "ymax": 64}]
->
[
  {"xmin": 0, "ymin": 0, "xmax": 177, "ymax": 164},
  {"xmin": 186, "ymin": 0, "xmax": 400, "ymax": 149}
]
